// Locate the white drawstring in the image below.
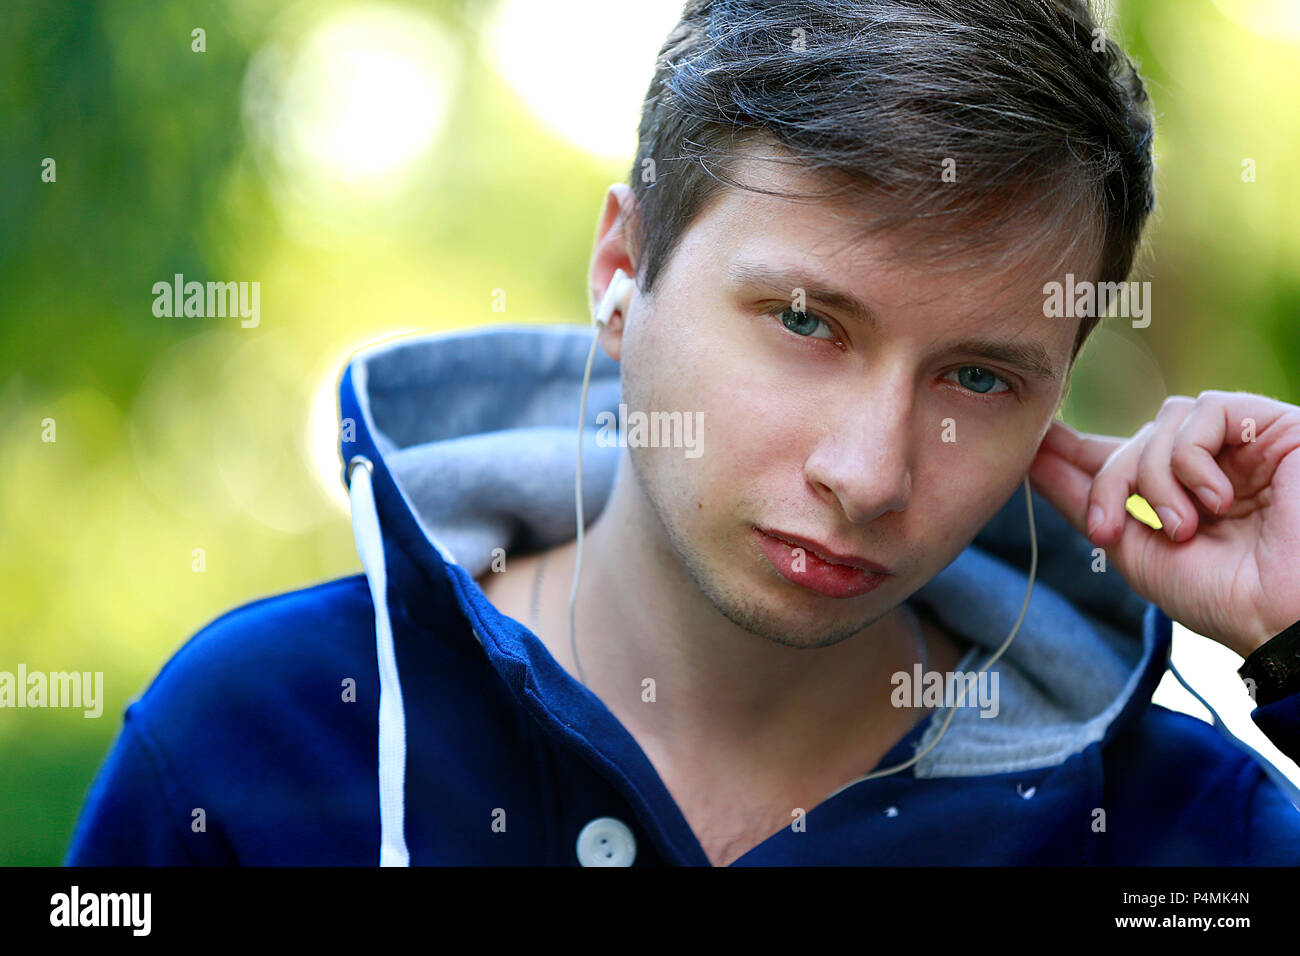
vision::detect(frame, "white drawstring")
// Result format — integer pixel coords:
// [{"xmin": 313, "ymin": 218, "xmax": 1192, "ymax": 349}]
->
[{"xmin": 348, "ymin": 456, "xmax": 410, "ymax": 867}]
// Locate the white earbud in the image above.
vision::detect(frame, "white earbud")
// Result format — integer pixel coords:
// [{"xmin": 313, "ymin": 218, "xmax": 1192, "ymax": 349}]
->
[{"xmin": 593, "ymin": 268, "xmax": 635, "ymax": 328}]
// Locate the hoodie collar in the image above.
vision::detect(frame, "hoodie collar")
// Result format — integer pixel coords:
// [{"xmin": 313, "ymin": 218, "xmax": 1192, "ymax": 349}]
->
[{"xmin": 338, "ymin": 325, "xmax": 1171, "ymax": 780}]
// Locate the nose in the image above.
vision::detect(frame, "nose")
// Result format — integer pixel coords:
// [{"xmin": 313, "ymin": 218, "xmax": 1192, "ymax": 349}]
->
[{"xmin": 803, "ymin": 375, "xmax": 915, "ymax": 524}]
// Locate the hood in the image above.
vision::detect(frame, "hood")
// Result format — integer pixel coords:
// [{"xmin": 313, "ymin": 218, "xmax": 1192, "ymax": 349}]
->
[{"xmin": 336, "ymin": 323, "xmax": 1176, "ymax": 865}]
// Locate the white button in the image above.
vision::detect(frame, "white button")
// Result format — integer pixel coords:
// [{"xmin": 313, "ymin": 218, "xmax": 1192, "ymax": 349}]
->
[{"xmin": 576, "ymin": 817, "xmax": 636, "ymax": 866}]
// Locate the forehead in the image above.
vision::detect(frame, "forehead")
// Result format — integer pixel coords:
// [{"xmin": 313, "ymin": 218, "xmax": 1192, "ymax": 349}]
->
[{"xmin": 675, "ymin": 150, "xmax": 1094, "ymax": 347}]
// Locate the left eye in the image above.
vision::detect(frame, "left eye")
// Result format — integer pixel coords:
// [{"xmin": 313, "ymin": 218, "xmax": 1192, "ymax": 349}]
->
[
  {"xmin": 772, "ymin": 306, "xmax": 836, "ymax": 341},
  {"xmin": 945, "ymin": 366, "xmax": 1012, "ymax": 396}
]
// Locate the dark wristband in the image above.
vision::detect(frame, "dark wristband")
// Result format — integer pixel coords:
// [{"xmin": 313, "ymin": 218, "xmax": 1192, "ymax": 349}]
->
[{"xmin": 1238, "ymin": 619, "xmax": 1300, "ymax": 706}]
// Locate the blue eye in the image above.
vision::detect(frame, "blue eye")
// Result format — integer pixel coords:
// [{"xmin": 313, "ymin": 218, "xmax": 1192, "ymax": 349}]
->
[
  {"xmin": 946, "ymin": 366, "xmax": 1013, "ymax": 396},
  {"xmin": 772, "ymin": 306, "xmax": 836, "ymax": 341}
]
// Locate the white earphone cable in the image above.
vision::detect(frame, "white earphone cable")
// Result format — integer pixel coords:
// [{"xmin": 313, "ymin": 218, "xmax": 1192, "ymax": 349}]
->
[
  {"xmin": 568, "ymin": 329, "xmax": 602, "ymax": 688},
  {"xmin": 839, "ymin": 476, "xmax": 1037, "ymax": 787}
]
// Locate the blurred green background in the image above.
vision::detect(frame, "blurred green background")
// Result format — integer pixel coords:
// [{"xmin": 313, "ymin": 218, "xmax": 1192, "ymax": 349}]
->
[{"xmin": 1, "ymin": 0, "xmax": 1297, "ymax": 864}]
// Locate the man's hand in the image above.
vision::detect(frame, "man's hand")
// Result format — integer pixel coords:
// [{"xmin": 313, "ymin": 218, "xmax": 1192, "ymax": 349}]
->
[{"xmin": 1028, "ymin": 390, "xmax": 1300, "ymax": 660}]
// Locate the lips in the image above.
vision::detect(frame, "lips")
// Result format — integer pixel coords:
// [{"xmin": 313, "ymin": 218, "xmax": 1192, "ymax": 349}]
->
[
  {"xmin": 757, "ymin": 527, "xmax": 891, "ymax": 574},
  {"xmin": 754, "ymin": 527, "xmax": 891, "ymax": 599}
]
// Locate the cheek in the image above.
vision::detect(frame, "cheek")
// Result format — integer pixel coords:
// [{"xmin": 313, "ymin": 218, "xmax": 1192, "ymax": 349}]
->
[
  {"xmin": 624, "ymin": 317, "xmax": 735, "ymax": 456},
  {"xmin": 914, "ymin": 430, "xmax": 1037, "ymax": 542},
  {"xmin": 620, "ymin": 321, "xmax": 716, "ymax": 518}
]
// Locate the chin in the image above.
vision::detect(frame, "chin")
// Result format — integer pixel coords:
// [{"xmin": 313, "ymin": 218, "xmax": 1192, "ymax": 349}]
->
[{"xmin": 713, "ymin": 568, "xmax": 891, "ymax": 648}]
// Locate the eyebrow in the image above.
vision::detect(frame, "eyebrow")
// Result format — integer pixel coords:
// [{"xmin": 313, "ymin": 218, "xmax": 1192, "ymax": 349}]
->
[{"xmin": 724, "ymin": 261, "xmax": 1061, "ymax": 382}]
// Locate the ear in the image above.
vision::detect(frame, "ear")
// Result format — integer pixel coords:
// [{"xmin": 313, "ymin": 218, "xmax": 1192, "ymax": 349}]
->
[{"xmin": 588, "ymin": 183, "xmax": 641, "ymax": 362}]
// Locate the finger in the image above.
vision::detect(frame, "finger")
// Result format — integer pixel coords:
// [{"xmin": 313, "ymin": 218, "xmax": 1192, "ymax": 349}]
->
[
  {"xmin": 1196, "ymin": 389, "xmax": 1294, "ymax": 447},
  {"xmin": 1086, "ymin": 423, "xmax": 1150, "ymax": 547},
  {"xmin": 1170, "ymin": 389, "xmax": 1295, "ymax": 504},
  {"xmin": 1033, "ymin": 443, "xmax": 1178, "ymax": 584},
  {"xmin": 1169, "ymin": 397, "xmax": 1237, "ymax": 516},
  {"xmin": 1038, "ymin": 419, "xmax": 1126, "ymax": 477},
  {"xmin": 1098, "ymin": 481, "xmax": 1175, "ymax": 586},
  {"xmin": 1135, "ymin": 396, "xmax": 1200, "ymax": 542},
  {"xmin": 1028, "ymin": 447, "xmax": 1094, "ymax": 539}
]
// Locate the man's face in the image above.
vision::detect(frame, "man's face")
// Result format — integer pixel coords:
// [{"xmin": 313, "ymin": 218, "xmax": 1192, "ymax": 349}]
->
[{"xmin": 615, "ymin": 156, "xmax": 1082, "ymax": 649}]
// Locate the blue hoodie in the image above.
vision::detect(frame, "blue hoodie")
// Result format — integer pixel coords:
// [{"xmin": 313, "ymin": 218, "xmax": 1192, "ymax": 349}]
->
[{"xmin": 65, "ymin": 325, "xmax": 1300, "ymax": 865}]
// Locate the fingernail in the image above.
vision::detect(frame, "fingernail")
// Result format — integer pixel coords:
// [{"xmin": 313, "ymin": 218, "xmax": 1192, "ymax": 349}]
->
[
  {"xmin": 1195, "ymin": 485, "xmax": 1220, "ymax": 513},
  {"xmin": 1086, "ymin": 504, "xmax": 1104, "ymax": 536},
  {"xmin": 1155, "ymin": 507, "xmax": 1183, "ymax": 540}
]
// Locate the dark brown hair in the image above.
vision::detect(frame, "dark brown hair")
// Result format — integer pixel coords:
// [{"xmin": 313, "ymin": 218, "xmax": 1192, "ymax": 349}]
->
[{"xmin": 625, "ymin": 0, "xmax": 1156, "ymax": 361}]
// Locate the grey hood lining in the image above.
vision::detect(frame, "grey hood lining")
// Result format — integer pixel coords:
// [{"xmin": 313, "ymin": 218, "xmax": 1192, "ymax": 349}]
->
[{"xmin": 344, "ymin": 325, "xmax": 1162, "ymax": 778}]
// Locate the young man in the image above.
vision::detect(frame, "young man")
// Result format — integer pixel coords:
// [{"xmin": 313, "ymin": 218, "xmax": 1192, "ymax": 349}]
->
[{"xmin": 68, "ymin": 0, "xmax": 1300, "ymax": 866}]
